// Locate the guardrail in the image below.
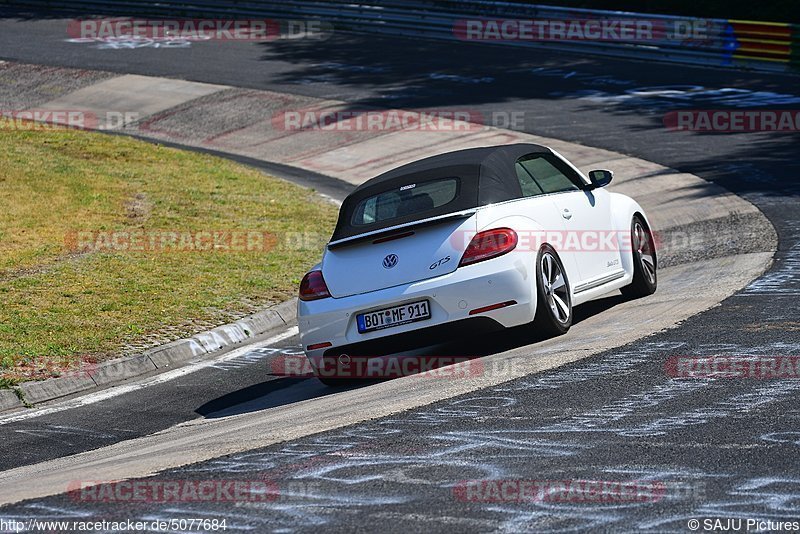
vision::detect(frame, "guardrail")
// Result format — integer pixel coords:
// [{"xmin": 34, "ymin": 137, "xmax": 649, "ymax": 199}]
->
[{"xmin": 3, "ymin": 0, "xmax": 798, "ymax": 73}]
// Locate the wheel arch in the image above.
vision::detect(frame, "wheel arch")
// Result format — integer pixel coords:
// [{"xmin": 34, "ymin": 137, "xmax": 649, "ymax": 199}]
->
[
  {"xmin": 608, "ymin": 192, "xmax": 657, "ymax": 277},
  {"xmin": 632, "ymin": 209, "xmax": 658, "ymax": 268},
  {"xmin": 479, "ymin": 213, "xmax": 549, "ymax": 320}
]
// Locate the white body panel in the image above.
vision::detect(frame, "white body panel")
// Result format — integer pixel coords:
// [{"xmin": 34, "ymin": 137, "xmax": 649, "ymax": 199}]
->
[{"xmin": 322, "ymin": 215, "xmax": 475, "ymax": 298}]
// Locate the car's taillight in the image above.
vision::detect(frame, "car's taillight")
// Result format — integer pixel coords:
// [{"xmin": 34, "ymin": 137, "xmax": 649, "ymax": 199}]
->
[
  {"xmin": 299, "ymin": 270, "xmax": 331, "ymax": 301},
  {"xmin": 459, "ymin": 228, "xmax": 518, "ymax": 267}
]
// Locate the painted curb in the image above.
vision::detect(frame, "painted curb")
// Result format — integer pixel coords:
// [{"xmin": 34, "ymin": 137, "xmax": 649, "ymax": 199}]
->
[{"xmin": 3, "ymin": 298, "xmax": 297, "ymax": 412}]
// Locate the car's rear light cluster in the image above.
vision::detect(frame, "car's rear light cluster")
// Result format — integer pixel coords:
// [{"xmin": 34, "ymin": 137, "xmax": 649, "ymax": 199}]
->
[
  {"xmin": 299, "ymin": 270, "xmax": 331, "ymax": 301},
  {"xmin": 459, "ymin": 228, "xmax": 518, "ymax": 267}
]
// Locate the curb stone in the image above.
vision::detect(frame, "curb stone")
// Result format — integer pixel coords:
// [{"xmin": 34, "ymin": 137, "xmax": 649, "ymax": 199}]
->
[
  {"xmin": 2, "ymin": 298, "xmax": 297, "ymax": 412},
  {"xmin": 18, "ymin": 375, "xmax": 97, "ymax": 406},
  {"xmin": 0, "ymin": 389, "xmax": 23, "ymax": 411},
  {"xmin": 91, "ymin": 354, "xmax": 157, "ymax": 387}
]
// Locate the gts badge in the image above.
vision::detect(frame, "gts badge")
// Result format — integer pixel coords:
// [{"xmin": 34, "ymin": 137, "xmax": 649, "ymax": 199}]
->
[{"xmin": 430, "ymin": 256, "xmax": 451, "ymax": 270}]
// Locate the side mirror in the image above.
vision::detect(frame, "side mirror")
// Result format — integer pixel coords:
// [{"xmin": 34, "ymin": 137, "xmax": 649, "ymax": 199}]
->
[{"xmin": 587, "ymin": 169, "xmax": 613, "ymax": 189}]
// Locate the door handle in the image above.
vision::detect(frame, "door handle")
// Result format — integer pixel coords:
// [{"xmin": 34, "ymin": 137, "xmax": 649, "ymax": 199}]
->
[{"xmin": 562, "ymin": 208, "xmax": 572, "ymax": 220}]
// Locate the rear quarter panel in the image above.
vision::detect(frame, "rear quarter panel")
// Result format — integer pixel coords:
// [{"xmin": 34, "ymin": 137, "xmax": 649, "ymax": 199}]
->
[{"xmin": 475, "ymin": 197, "xmax": 580, "ymax": 312}]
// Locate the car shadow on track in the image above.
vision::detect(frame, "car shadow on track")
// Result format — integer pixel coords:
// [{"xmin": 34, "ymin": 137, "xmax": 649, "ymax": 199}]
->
[
  {"xmin": 196, "ymin": 291, "xmax": 627, "ymax": 419},
  {"xmin": 196, "ymin": 376, "xmax": 362, "ymax": 419}
]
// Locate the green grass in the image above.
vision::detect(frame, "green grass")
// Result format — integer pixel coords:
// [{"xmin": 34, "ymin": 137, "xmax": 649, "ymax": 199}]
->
[{"xmin": 0, "ymin": 127, "xmax": 337, "ymax": 384}]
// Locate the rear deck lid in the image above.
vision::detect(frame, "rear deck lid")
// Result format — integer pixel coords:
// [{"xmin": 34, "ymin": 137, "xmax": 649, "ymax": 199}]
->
[{"xmin": 322, "ymin": 214, "xmax": 476, "ymax": 298}]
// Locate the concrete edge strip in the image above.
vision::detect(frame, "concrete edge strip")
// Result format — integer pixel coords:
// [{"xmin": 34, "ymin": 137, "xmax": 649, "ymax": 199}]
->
[{"xmin": 4, "ymin": 298, "xmax": 297, "ymax": 411}]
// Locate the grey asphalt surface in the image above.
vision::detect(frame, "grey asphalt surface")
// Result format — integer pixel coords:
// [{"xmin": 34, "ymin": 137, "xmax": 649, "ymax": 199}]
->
[
  {"xmin": 1, "ymin": 9, "xmax": 799, "ymax": 533},
  {"xmin": 0, "ymin": 336, "xmax": 317, "ymax": 472}
]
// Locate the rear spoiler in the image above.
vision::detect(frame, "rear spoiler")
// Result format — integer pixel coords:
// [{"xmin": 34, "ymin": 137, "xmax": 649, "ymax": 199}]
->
[{"xmin": 327, "ymin": 209, "xmax": 478, "ymax": 250}]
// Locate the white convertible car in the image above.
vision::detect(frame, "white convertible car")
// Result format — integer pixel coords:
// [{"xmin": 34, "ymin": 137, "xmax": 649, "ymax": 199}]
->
[{"xmin": 297, "ymin": 143, "xmax": 656, "ymax": 382}]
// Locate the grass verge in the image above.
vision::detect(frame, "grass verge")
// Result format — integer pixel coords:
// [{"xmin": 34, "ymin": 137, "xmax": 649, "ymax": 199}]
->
[{"xmin": 0, "ymin": 127, "xmax": 338, "ymax": 384}]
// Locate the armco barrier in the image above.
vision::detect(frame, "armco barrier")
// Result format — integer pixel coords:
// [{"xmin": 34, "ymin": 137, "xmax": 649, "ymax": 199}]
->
[{"xmin": 2, "ymin": 0, "xmax": 798, "ymax": 73}]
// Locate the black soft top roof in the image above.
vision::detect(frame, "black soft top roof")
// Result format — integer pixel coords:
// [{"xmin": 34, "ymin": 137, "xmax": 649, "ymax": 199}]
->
[
  {"xmin": 330, "ymin": 143, "xmax": 552, "ymax": 242},
  {"xmin": 350, "ymin": 143, "xmax": 551, "ymax": 194}
]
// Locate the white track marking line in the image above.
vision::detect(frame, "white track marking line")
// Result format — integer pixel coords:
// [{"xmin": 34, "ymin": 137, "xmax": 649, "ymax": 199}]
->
[{"xmin": 0, "ymin": 326, "xmax": 299, "ymax": 426}]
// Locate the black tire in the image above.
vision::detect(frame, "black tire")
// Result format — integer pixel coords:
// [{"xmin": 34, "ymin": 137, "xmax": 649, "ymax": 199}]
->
[
  {"xmin": 314, "ymin": 355, "xmax": 354, "ymax": 386},
  {"xmin": 532, "ymin": 245, "xmax": 573, "ymax": 337},
  {"xmin": 317, "ymin": 376, "xmax": 343, "ymax": 387},
  {"xmin": 620, "ymin": 215, "xmax": 657, "ymax": 299}
]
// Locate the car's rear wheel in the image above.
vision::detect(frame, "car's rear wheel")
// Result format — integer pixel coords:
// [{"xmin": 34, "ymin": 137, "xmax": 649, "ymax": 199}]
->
[
  {"xmin": 620, "ymin": 215, "xmax": 657, "ymax": 298},
  {"xmin": 532, "ymin": 245, "xmax": 572, "ymax": 337},
  {"xmin": 317, "ymin": 375, "xmax": 343, "ymax": 386},
  {"xmin": 314, "ymin": 355, "xmax": 354, "ymax": 387}
]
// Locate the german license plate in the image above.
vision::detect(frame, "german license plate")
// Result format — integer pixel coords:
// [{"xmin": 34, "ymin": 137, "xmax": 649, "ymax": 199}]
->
[{"xmin": 357, "ymin": 300, "xmax": 431, "ymax": 334}]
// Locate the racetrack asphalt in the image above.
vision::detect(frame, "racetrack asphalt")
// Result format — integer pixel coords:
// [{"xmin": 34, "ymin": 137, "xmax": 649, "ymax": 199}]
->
[{"xmin": 0, "ymin": 11, "xmax": 798, "ymax": 532}]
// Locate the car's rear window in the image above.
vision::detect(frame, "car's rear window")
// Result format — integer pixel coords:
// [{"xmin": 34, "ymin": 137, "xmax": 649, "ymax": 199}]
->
[{"xmin": 351, "ymin": 177, "xmax": 459, "ymax": 227}]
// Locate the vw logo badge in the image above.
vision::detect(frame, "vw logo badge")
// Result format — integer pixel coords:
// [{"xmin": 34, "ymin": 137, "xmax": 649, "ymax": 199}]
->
[{"xmin": 383, "ymin": 254, "xmax": 399, "ymax": 269}]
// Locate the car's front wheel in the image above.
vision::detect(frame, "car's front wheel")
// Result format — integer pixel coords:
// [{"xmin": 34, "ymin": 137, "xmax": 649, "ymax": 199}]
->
[
  {"xmin": 620, "ymin": 215, "xmax": 657, "ymax": 298},
  {"xmin": 532, "ymin": 245, "xmax": 573, "ymax": 337}
]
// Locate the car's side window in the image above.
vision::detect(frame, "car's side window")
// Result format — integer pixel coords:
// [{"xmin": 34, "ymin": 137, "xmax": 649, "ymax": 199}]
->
[
  {"xmin": 518, "ymin": 155, "xmax": 581, "ymax": 194},
  {"xmin": 515, "ymin": 161, "xmax": 545, "ymax": 197}
]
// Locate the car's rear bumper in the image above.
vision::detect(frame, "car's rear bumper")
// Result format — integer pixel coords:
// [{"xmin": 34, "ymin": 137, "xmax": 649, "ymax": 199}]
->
[{"xmin": 298, "ymin": 257, "xmax": 535, "ymax": 364}]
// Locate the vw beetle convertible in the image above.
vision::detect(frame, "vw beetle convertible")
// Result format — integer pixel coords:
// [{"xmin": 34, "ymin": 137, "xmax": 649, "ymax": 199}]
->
[{"xmin": 297, "ymin": 143, "xmax": 657, "ymax": 383}]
